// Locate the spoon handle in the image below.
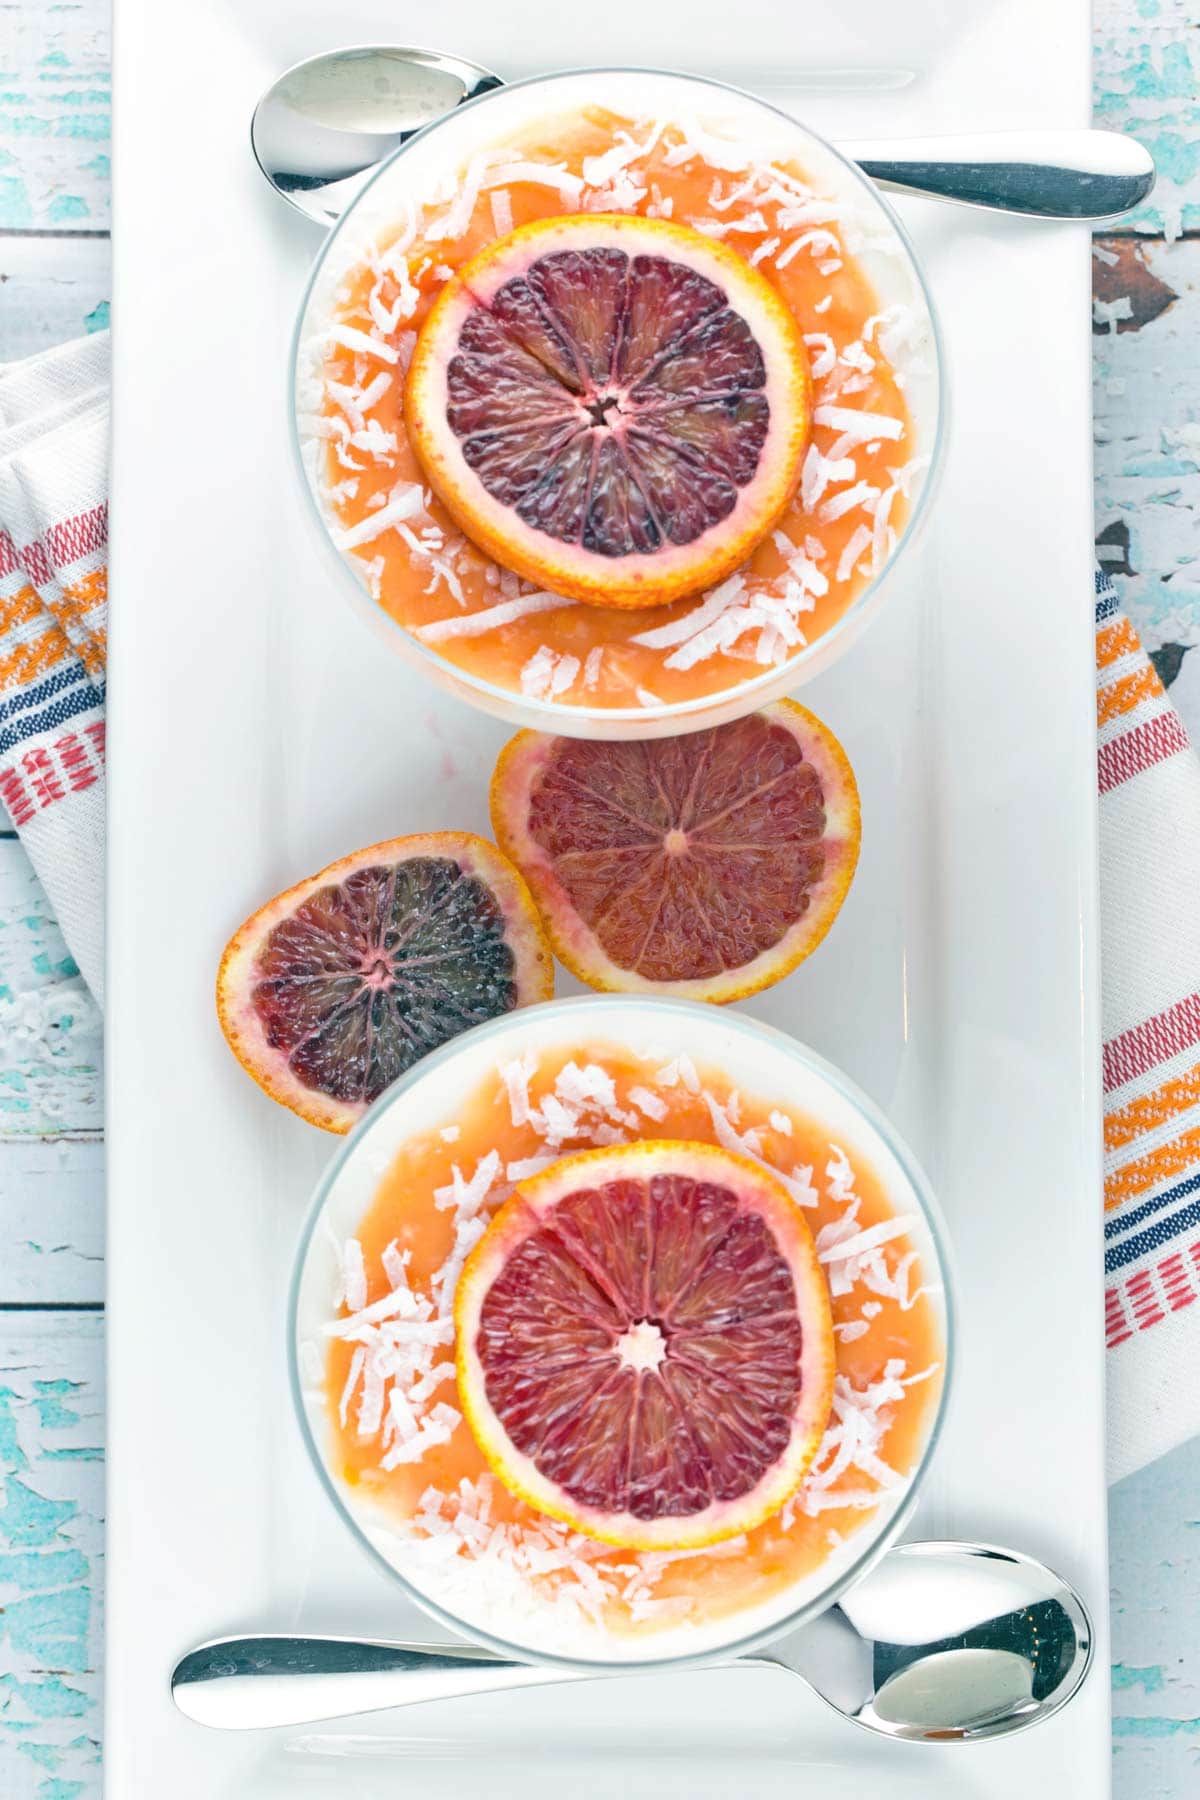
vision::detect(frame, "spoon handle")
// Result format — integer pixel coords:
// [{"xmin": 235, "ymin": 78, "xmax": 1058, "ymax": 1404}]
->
[
  {"xmin": 171, "ymin": 1634, "xmax": 589, "ymax": 1730},
  {"xmin": 836, "ymin": 128, "xmax": 1154, "ymax": 220}
]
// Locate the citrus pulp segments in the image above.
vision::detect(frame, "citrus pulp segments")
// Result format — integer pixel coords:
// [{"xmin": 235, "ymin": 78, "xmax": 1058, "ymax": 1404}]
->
[
  {"xmin": 455, "ymin": 1140, "xmax": 836, "ymax": 1551},
  {"xmin": 404, "ymin": 214, "xmax": 812, "ymax": 609},
  {"xmin": 217, "ymin": 832, "xmax": 554, "ymax": 1134},
  {"xmin": 490, "ymin": 699, "xmax": 861, "ymax": 1003}
]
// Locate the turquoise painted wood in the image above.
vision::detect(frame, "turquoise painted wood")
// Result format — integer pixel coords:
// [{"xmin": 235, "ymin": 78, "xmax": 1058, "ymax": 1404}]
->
[
  {"xmin": 1095, "ymin": 0, "xmax": 1200, "ymax": 242},
  {"xmin": 0, "ymin": 236, "xmax": 110, "ymax": 359},
  {"xmin": 0, "ymin": 1312, "xmax": 104, "ymax": 1798},
  {"xmin": 0, "ymin": 0, "xmax": 111, "ymax": 232},
  {"xmin": 1094, "ymin": 0, "xmax": 1200, "ymax": 723},
  {"xmin": 1, "ymin": 0, "xmax": 1199, "ymax": 1794},
  {"xmin": 0, "ymin": 832, "xmax": 104, "ymax": 1798},
  {"xmin": 0, "ymin": 13, "xmax": 109, "ymax": 1777},
  {"xmin": 1110, "ymin": 1434, "xmax": 1200, "ymax": 1799},
  {"xmin": 0, "ymin": 841, "xmax": 102, "ymax": 1142}
]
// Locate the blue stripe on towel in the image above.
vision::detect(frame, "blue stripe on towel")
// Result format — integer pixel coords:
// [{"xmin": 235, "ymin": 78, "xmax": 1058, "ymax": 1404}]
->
[{"xmin": 1105, "ymin": 1181, "xmax": 1200, "ymax": 1273}]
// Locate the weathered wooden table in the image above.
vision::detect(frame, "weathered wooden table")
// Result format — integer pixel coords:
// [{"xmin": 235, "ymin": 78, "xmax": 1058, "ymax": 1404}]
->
[{"xmin": 1, "ymin": 1, "xmax": 1197, "ymax": 1793}]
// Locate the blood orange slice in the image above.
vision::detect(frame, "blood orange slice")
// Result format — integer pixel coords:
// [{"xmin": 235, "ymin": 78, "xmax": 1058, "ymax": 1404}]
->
[
  {"xmin": 217, "ymin": 833, "xmax": 553, "ymax": 1133},
  {"xmin": 456, "ymin": 1140, "xmax": 835, "ymax": 1550},
  {"xmin": 405, "ymin": 214, "xmax": 811, "ymax": 609},
  {"xmin": 490, "ymin": 700, "xmax": 860, "ymax": 1003}
]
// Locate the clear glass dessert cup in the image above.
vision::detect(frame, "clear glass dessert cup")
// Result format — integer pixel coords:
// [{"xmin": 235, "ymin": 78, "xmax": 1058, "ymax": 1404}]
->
[
  {"xmin": 289, "ymin": 67, "xmax": 945, "ymax": 741},
  {"xmin": 289, "ymin": 994, "xmax": 956, "ymax": 1673}
]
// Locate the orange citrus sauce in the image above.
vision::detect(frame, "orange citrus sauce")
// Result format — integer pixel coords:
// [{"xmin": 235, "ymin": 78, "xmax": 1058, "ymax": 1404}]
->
[
  {"xmin": 315, "ymin": 109, "xmax": 917, "ymax": 711},
  {"xmin": 323, "ymin": 1044, "xmax": 943, "ymax": 1641}
]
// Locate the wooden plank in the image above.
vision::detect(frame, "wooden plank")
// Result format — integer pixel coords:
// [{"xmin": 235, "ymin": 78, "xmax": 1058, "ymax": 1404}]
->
[
  {"xmin": 1094, "ymin": 0, "xmax": 1200, "ymax": 240},
  {"xmin": 0, "ymin": 0, "xmax": 111, "ymax": 234},
  {"xmin": 1094, "ymin": 12, "xmax": 1200, "ymax": 1792},
  {"xmin": 1110, "ymin": 1433, "xmax": 1200, "ymax": 1799},
  {"xmin": 0, "ymin": 232, "xmax": 109, "ymax": 357},
  {"xmin": 1092, "ymin": 233, "xmax": 1200, "ymax": 745},
  {"xmin": 0, "ymin": 1141, "xmax": 104, "ymax": 1304},
  {"xmin": 0, "ymin": 839, "xmax": 102, "ymax": 1141},
  {"xmin": 0, "ymin": 1309, "xmax": 104, "ymax": 1799}
]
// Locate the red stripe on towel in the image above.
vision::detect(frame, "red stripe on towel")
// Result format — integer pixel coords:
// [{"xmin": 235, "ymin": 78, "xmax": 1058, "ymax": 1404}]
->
[
  {"xmin": 0, "ymin": 506, "xmax": 108, "ymax": 588},
  {"xmin": 1104, "ymin": 994, "xmax": 1200, "ymax": 1094},
  {"xmin": 0, "ymin": 722, "xmax": 107, "ymax": 826},
  {"xmin": 1098, "ymin": 711, "xmax": 1191, "ymax": 793}
]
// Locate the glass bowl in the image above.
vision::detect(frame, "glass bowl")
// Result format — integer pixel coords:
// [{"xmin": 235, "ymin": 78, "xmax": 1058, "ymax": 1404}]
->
[
  {"xmin": 290, "ymin": 67, "xmax": 944, "ymax": 741},
  {"xmin": 289, "ymin": 994, "xmax": 954, "ymax": 1671}
]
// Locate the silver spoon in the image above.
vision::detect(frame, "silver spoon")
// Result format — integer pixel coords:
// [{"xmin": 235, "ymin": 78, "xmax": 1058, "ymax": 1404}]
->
[
  {"xmin": 172, "ymin": 1540, "xmax": 1092, "ymax": 1741},
  {"xmin": 251, "ymin": 45, "xmax": 502, "ymax": 226},
  {"xmin": 252, "ymin": 46, "xmax": 1155, "ymax": 228}
]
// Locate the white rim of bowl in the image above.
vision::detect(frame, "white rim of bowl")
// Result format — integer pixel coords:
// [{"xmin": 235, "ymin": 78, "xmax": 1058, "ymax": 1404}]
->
[
  {"xmin": 287, "ymin": 992, "xmax": 957, "ymax": 1672},
  {"xmin": 288, "ymin": 66, "xmax": 946, "ymax": 730}
]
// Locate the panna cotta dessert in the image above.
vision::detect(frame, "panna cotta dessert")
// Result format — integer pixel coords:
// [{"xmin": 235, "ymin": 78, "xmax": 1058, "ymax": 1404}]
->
[
  {"xmin": 292, "ymin": 997, "xmax": 950, "ymax": 1665},
  {"xmin": 293, "ymin": 70, "xmax": 940, "ymax": 735}
]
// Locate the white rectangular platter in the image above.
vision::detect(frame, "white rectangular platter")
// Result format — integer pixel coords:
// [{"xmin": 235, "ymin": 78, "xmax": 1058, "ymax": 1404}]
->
[{"xmin": 107, "ymin": 0, "xmax": 1108, "ymax": 1792}]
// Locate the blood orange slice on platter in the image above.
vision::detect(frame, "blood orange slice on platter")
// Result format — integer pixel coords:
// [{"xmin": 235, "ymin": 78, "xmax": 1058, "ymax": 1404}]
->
[
  {"xmin": 217, "ymin": 833, "xmax": 553, "ymax": 1134},
  {"xmin": 491, "ymin": 699, "xmax": 860, "ymax": 1004},
  {"xmin": 405, "ymin": 214, "xmax": 811, "ymax": 609},
  {"xmin": 456, "ymin": 1140, "xmax": 835, "ymax": 1550}
]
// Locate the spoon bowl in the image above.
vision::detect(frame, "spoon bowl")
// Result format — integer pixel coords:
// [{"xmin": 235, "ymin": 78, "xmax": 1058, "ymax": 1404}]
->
[
  {"xmin": 251, "ymin": 44, "xmax": 502, "ymax": 225},
  {"xmin": 172, "ymin": 1539, "xmax": 1092, "ymax": 1741}
]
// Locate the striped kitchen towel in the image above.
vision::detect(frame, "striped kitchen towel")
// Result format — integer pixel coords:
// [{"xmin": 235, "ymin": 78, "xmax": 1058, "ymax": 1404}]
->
[
  {"xmin": 0, "ymin": 332, "xmax": 108, "ymax": 1004},
  {"xmin": 1097, "ymin": 569, "xmax": 1200, "ymax": 1482}
]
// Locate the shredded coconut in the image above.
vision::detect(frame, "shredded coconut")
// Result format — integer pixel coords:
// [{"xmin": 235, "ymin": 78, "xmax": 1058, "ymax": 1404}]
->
[
  {"xmin": 340, "ymin": 1237, "xmax": 369, "ymax": 1313},
  {"xmin": 521, "ymin": 646, "xmax": 581, "ymax": 700},
  {"xmin": 328, "ymin": 323, "xmax": 399, "ymax": 364},
  {"xmin": 582, "ymin": 120, "xmax": 665, "ymax": 188},
  {"xmin": 662, "ymin": 118, "xmax": 754, "ymax": 173},
  {"xmin": 489, "ymin": 188, "xmax": 514, "ymax": 237},
  {"xmin": 814, "ymin": 404, "xmax": 905, "ymax": 445},
  {"xmin": 418, "ymin": 592, "xmax": 568, "ymax": 643},
  {"xmin": 425, "ymin": 150, "xmax": 499, "ymax": 242},
  {"xmin": 803, "ymin": 333, "xmax": 837, "ymax": 380},
  {"xmin": 333, "ymin": 484, "xmax": 424, "ymax": 551},
  {"xmin": 338, "ymin": 1345, "xmax": 365, "ymax": 1426},
  {"xmin": 433, "ymin": 1150, "xmax": 502, "ymax": 1220},
  {"xmin": 801, "ymin": 445, "xmax": 857, "ymax": 512},
  {"xmin": 776, "ymin": 228, "xmax": 841, "ymax": 269},
  {"xmin": 482, "ymin": 161, "xmax": 584, "ymax": 204},
  {"xmin": 818, "ymin": 480, "xmax": 880, "ymax": 524},
  {"xmin": 836, "ymin": 523, "xmax": 874, "ymax": 583},
  {"xmin": 820, "ymin": 1216, "xmax": 919, "ymax": 1265},
  {"xmin": 835, "ymin": 1319, "xmax": 870, "ymax": 1342},
  {"xmin": 677, "ymin": 1054, "xmax": 701, "ymax": 1093},
  {"xmin": 628, "ymin": 577, "xmax": 742, "ymax": 650},
  {"xmin": 500, "ymin": 1051, "xmax": 538, "ymax": 1128}
]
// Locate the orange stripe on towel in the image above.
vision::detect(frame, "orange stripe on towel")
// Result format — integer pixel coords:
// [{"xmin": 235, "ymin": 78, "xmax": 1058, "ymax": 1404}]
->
[
  {"xmin": 0, "ymin": 623, "xmax": 73, "ymax": 691},
  {"xmin": 1106, "ymin": 1064, "xmax": 1200, "ymax": 1154},
  {"xmin": 0, "ymin": 582, "xmax": 44, "ymax": 638},
  {"xmin": 1104, "ymin": 1122, "xmax": 1200, "ymax": 1211},
  {"xmin": 45, "ymin": 568, "xmax": 107, "ymax": 678},
  {"xmin": 0, "ymin": 583, "xmax": 75, "ymax": 689},
  {"xmin": 1096, "ymin": 616, "xmax": 1140, "ymax": 672},
  {"xmin": 1097, "ymin": 661, "xmax": 1163, "ymax": 729}
]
